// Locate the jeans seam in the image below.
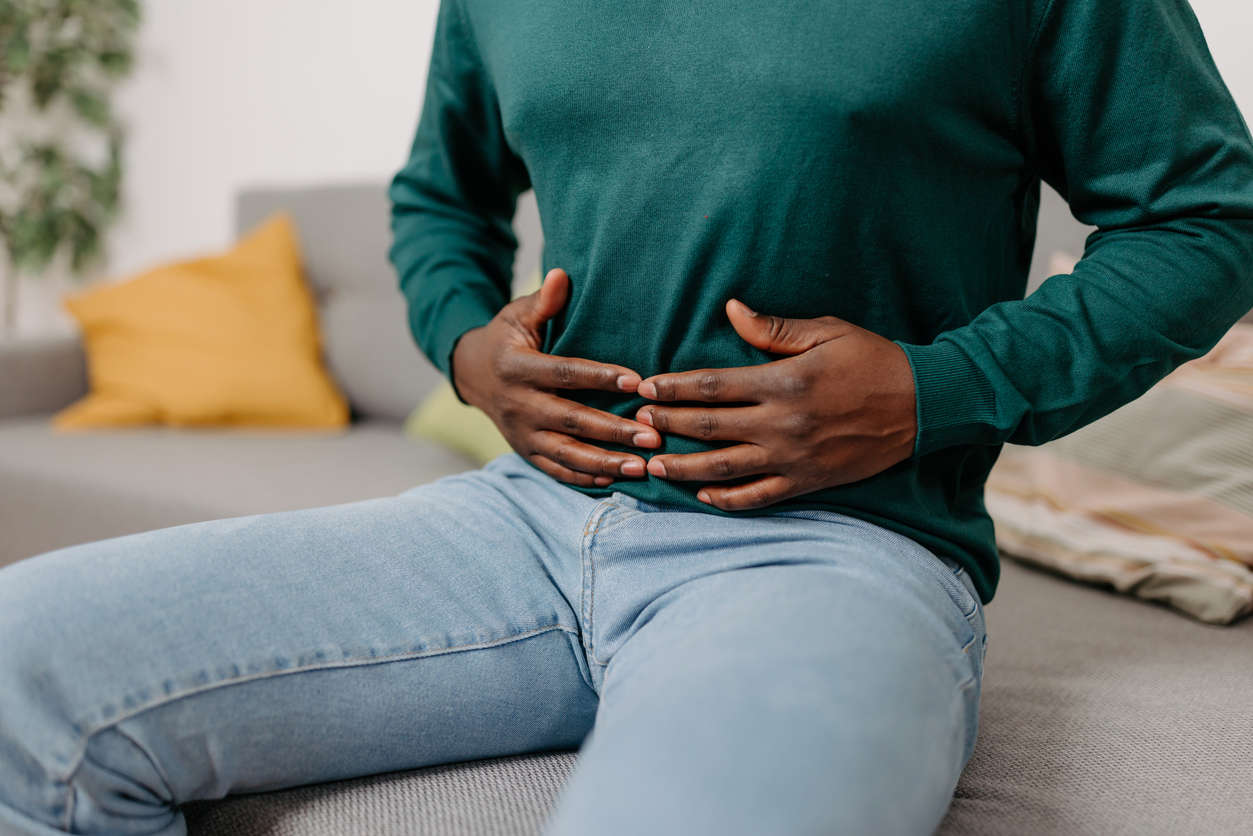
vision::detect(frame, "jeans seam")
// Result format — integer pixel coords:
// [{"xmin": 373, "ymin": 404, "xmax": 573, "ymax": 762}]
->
[
  {"xmin": 581, "ymin": 502, "xmax": 622, "ymax": 669},
  {"xmin": 58, "ymin": 622, "xmax": 579, "ymax": 792},
  {"xmin": 114, "ymin": 722, "xmax": 176, "ymax": 804},
  {"xmin": 62, "ymin": 780, "xmax": 73, "ymax": 832},
  {"xmin": 579, "ymin": 503, "xmax": 604, "ymax": 667}
]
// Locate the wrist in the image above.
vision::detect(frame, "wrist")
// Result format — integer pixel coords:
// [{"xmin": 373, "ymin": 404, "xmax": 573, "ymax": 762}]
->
[{"xmin": 449, "ymin": 326, "xmax": 487, "ymax": 408}]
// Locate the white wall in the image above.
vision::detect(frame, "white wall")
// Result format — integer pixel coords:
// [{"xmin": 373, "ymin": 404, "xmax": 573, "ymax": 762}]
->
[
  {"xmin": 10, "ymin": 0, "xmax": 1253, "ymax": 336},
  {"xmin": 15, "ymin": 0, "xmax": 440, "ymax": 336}
]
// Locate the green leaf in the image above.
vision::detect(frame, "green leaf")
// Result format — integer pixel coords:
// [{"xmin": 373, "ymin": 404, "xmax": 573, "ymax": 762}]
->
[
  {"xmin": 69, "ymin": 87, "xmax": 111, "ymax": 127},
  {"xmin": 8, "ymin": 207, "xmax": 62, "ymax": 272},
  {"xmin": 97, "ymin": 49, "xmax": 132, "ymax": 77},
  {"xmin": 2, "ymin": 0, "xmax": 139, "ymax": 276},
  {"xmin": 67, "ymin": 210, "xmax": 101, "ymax": 272},
  {"xmin": 5, "ymin": 34, "xmax": 31, "ymax": 73}
]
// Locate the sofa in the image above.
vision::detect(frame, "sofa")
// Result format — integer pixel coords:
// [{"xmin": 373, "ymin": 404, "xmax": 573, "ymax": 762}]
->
[{"xmin": 2, "ymin": 183, "xmax": 1251, "ymax": 835}]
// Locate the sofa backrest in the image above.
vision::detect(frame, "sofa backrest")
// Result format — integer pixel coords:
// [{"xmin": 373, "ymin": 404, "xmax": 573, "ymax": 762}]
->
[{"xmin": 235, "ymin": 184, "xmax": 543, "ymax": 423}]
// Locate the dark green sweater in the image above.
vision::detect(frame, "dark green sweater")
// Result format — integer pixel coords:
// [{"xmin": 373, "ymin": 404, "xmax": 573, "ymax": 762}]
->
[{"xmin": 389, "ymin": 0, "xmax": 1253, "ymax": 604}]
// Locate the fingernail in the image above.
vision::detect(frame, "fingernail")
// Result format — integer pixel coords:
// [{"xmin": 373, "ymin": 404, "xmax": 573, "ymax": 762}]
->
[
  {"xmin": 616, "ymin": 374, "xmax": 640, "ymax": 391},
  {"xmin": 632, "ymin": 432, "xmax": 658, "ymax": 447},
  {"xmin": 697, "ymin": 490, "xmax": 711, "ymax": 503},
  {"xmin": 638, "ymin": 380, "xmax": 657, "ymax": 399},
  {"xmin": 647, "ymin": 458, "xmax": 667, "ymax": 478},
  {"xmin": 594, "ymin": 475, "xmax": 613, "ymax": 486},
  {"xmin": 732, "ymin": 298, "xmax": 757, "ymax": 317},
  {"xmin": 621, "ymin": 459, "xmax": 645, "ymax": 477},
  {"xmin": 636, "ymin": 409, "xmax": 653, "ymax": 426}
]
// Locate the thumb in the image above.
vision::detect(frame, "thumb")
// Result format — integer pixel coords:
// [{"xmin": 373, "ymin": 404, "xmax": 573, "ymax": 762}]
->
[
  {"xmin": 725, "ymin": 298, "xmax": 849, "ymax": 355},
  {"xmin": 521, "ymin": 267, "xmax": 571, "ymax": 329}
]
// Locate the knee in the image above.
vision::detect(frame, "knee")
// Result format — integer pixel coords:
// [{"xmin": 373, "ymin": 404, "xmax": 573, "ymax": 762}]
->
[
  {"xmin": 0, "ymin": 558, "xmax": 81, "ymax": 831},
  {"xmin": 0, "ymin": 556, "xmax": 177, "ymax": 834}
]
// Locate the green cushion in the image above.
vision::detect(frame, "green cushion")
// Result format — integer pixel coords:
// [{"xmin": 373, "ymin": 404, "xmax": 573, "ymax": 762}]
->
[{"xmin": 403, "ymin": 381, "xmax": 512, "ymax": 466}]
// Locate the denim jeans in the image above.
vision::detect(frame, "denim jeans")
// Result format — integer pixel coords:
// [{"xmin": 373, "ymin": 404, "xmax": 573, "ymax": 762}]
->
[{"xmin": 0, "ymin": 451, "xmax": 987, "ymax": 836}]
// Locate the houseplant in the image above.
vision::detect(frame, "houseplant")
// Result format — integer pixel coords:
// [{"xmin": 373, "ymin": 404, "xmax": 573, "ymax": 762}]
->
[{"xmin": 0, "ymin": 0, "xmax": 140, "ymax": 336}]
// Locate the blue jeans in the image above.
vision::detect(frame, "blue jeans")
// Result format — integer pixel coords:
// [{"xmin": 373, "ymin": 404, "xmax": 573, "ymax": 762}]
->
[{"xmin": 0, "ymin": 452, "xmax": 988, "ymax": 835}]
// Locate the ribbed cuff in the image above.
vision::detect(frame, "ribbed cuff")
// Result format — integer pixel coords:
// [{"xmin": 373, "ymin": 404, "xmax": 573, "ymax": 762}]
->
[{"xmin": 892, "ymin": 338, "xmax": 999, "ymax": 457}]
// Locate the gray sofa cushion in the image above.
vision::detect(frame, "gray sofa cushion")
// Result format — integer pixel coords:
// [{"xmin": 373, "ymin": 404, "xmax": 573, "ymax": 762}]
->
[
  {"xmin": 183, "ymin": 752, "xmax": 579, "ymax": 836},
  {"xmin": 0, "ymin": 416, "xmax": 475, "ymax": 565},
  {"xmin": 180, "ymin": 558, "xmax": 1253, "ymax": 836},
  {"xmin": 939, "ymin": 558, "xmax": 1253, "ymax": 835},
  {"xmin": 234, "ymin": 185, "xmax": 445, "ymax": 424},
  {"xmin": 0, "ymin": 333, "xmax": 87, "ymax": 420},
  {"xmin": 234, "ymin": 185, "xmax": 544, "ymax": 423}
]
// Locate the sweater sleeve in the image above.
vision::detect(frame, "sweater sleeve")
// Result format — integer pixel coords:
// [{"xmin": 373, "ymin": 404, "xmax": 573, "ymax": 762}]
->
[
  {"xmin": 892, "ymin": 0, "xmax": 1253, "ymax": 457},
  {"xmin": 388, "ymin": 0, "xmax": 531, "ymax": 401}
]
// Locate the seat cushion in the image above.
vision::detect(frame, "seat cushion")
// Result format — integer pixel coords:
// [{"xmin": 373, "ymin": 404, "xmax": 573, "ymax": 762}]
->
[
  {"xmin": 177, "ymin": 559, "xmax": 1253, "ymax": 835},
  {"xmin": 183, "ymin": 752, "xmax": 579, "ymax": 836},
  {"xmin": 937, "ymin": 558, "xmax": 1253, "ymax": 835},
  {"xmin": 0, "ymin": 415, "xmax": 475, "ymax": 566}
]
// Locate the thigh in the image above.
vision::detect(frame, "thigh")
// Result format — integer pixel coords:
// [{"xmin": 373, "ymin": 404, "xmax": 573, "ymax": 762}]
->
[
  {"xmin": 544, "ymin": 523, "xmax": 986, "ymax": 836},
  {"xmin": 0, "ymin": 455, "xmax": 599, "ymax": 835}
]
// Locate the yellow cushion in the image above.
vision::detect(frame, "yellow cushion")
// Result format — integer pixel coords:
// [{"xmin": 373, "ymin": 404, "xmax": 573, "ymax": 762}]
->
[
  {"xmin": 403, "ymin": 269, "xmax": 543, "ymax": 463},
  {"xmin": 53, "ymin": 212, "xmax": 350, "ymax": 430}
]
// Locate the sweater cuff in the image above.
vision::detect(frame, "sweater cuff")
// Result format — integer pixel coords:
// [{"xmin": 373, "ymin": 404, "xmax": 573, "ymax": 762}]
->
[{"xmin": 891, "ymin": 338, "xmax": 1000, "ymax": 457}]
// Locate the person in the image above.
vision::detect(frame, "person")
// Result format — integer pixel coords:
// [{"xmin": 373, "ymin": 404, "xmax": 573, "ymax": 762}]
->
[{"xmin": 2, "ymin": 1, "xmax": 1252, "ymax": 833}]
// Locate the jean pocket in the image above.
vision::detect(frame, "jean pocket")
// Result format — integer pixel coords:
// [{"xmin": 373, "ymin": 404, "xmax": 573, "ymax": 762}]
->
[
  {"xmin": 948, "ymin": 561, "xmax": 981, "ymax": 623},
  {"xmin": 906, "ymin": 548, "xmax": 980, "ymax": 645}
]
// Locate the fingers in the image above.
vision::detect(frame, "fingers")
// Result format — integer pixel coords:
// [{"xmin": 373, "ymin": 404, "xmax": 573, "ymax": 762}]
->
[
  {"xmin": 507, "ymin": 350, "xmax": 642, "ymax": 393},
  {"xmin": 528, "ymin": 430, "xmax": 648, "ymax": 482},
  {"xmin": 644, "ymin": 443, "xmax": 771, "ymax": 482},
  {"xmin": 527, "ymin": 453, "xmax": 616, "ymax": 488},
  {"xmin": 635, "ymin": 404, "xmax": 759, "ymax": 442},
  {"xmin": 518, "ymin": 268, "xmax": 571, "ymax": 330},
  {"xmin": 636, "ymin": 365, "xmax": 764, "ymax": 403},
  {"xmin": 534, "ymin": 393, "xmax": 660, "ymax": 448},
  {"xmin": 696, "ymin": 474, "xmax": 800, "ymax": 511},
  {"xmin": 724, "ymin": 298, "xmax": 849, "ymax": 355}
]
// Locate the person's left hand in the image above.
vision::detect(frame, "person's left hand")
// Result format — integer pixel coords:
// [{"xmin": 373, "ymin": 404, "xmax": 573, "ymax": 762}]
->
[{"xmin": 635, "ymin": 299, "xmax": 918, "ymax": 511}]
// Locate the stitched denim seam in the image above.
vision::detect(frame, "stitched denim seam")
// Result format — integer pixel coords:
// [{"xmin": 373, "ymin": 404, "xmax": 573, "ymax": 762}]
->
[
  {"xmin": 952, "ymin": 567, "xmax": 980, "ymax": 622},
  {"xmin": 580, "ymin": 502, "xmax": 612, "ymax": 667},
  {"xmin": 582, "ymin": 502, "xmax": 626, "ymax": 669},
  {"xmin": 585, "ymin": 510, "xmax": 615, "ymax": 668},
  {"xmin": 59, "ymin": 722, "xmax": 177, "ymax": 829},
  {"xmin": 114, "ymin": 722, "xmax": 176, "ymax": 806},
  {"xmin": 58, "ymin": 622, "xmax": 578, "ymax": 793},
  {"xmin": 581, "ymin": 512, "xmax": 638, "ymax": 542},
  {"xmin": 62, "ymin": 779, "xmax": 73, "ymax": 832}
]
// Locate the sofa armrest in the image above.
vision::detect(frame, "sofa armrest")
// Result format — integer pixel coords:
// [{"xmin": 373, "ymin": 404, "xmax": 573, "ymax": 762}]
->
[{"xmin": 0, "ymin": 333, "xmax": 89, "ymax": 420}]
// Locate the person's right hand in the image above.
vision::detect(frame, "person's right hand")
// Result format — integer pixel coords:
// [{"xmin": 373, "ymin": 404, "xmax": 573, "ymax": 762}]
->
[{"xmin": 451, "ymin": 267, "xmax": 660, "ymax": 487}]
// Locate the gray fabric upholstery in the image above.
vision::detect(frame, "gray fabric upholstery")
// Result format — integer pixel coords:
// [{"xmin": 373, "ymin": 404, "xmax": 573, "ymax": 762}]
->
[
  {"xmin": 182, "ymin": 752, "xmax": 579, "ymax": 836},
  {"xmin": 0, "ymin": 333, "xmax": 87, "ymax": 420},
  {"xmin": 233, "ymin": 185, "xmax": 543, "ymax": 423},
  {"xmin": 0, "ymin": 415, "xmax": 475, "ymax": 566},
  {"xmin": 937, "ymin": 558, "xmax": 1253, "ymax": 835},
  {"xmin": 234, "ymin": 184, "xmax": 444, "ymax": 423},
  {"xmin": 179, "ymin": 559, "xmax": 1253, "ymax": 836}
]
